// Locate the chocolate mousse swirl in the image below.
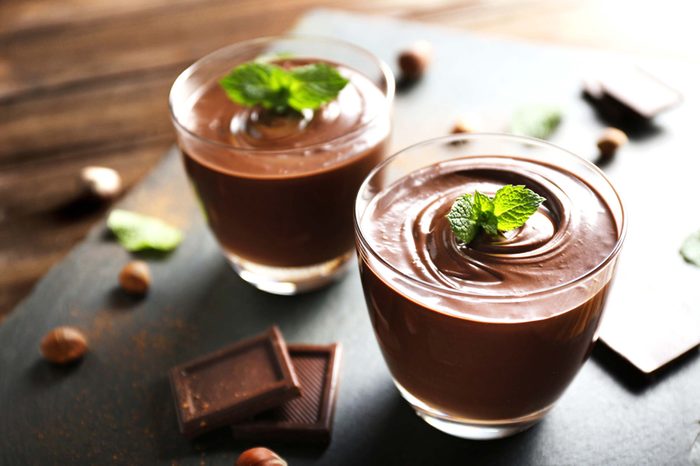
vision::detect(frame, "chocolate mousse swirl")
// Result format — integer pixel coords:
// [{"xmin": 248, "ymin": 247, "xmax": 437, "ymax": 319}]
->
[
  {"xmin": 364, "ymin": 157, "xmax": 618, "ymax": 297},
  {"xmin": 188, "ymin": 60, "xmax": 379, "ymax": 150},
  {"xmin": 226, "ymin": 86, "xmax": 368, "ymax": 150},
  {"xmin": 182, "ymin": 61, "xmax": 387, "ymax": 178}
]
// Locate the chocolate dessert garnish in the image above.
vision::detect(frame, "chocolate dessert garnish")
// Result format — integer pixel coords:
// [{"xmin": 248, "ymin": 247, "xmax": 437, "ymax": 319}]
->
[
  {"xmin": 169, "ymin": 326, "xmax": 300, "ymax": 438},
  {"xmin": 118, "ymin": 261, "xmax": 151, "ymax": 296},
  {"xmin": 451, "ymin": 118, "xmax": 474, "ymax": 136},
  {"xmin": 582, "ymin": 67, "xmax": 682, "ymax": 122},
  {"xmin": 219, "ymin": 61, "xmax": 348, "ymax": 114},
  {"xmin": 78, "ymin": 166, "xmax": 122, "ymax": 202},
  {"xmin": 107, "ymin": 209, "xmax": 183, "ymax": 252},
  {"xmin": 40, "ymin": 326, "xmax": 88, "ymax": 365},
  {"xmin": 596, "ymin": 127, "xmax": 628, "ymax": 160},
  {"xmin": 446, "ymin": 184, "xmax": 546, "ymax": 245},
  {"xmin": 510, "ymin": 105, "xmax": 562, "ymax": 140},
  {"xmin": 232, "ymin": 344, "xmax": 342, "ymax": 444},
  {"xmin": 236, "ymin": 447, "xmax": 287, "ymax": 466},
  {"xmin": 398, "ymin": 41, "xmax": 432, "ymax": 80}
]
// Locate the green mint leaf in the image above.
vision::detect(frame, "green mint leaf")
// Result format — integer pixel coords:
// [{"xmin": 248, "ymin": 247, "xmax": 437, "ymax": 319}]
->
[
  {"xmin": 511, "ymin": 105, "xmax": 562, "ymax": 139},
  {"xmin": 480, "ymin": 211, "xmax": 499, "ymax": 237},
  {"xmin": 446, "ymin": 194, "xmax": 481, "ymax": 244},
  {"xmin": 473, "ymin": 191, "xmax": 493, "ymax": 214},
  {"xmin": 107, "ymin": 209, "xmax": 183, "ymax": 252},
  {"xmin": 493, "ymin": 185, "xmax": 546, "ymax": 231},
  {"xmin": 447, "ymin": 185, "xmax": 546, "ymax": 244},
  {"xmin": 288, "ymin": 63, "xmax": 349, "ymax": 111},
  {"xmin": 219, "ymin": 62, "xmax": 348, "ymax": 113},
  {"xmin": 680, "ymin": 230, "xmax": 700, "ymax": 266},
  {"xmin": 219, "ymin": 63, "xmax": 291, "ymax": 112},
  {"xmin": 473, "ymin": 191, "xmax": 498, "ymax": 237}
]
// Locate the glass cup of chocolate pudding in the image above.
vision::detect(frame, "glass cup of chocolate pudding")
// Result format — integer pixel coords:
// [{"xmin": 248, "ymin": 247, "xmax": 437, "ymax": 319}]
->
[
  {"xmin": 169, "ymin": 36, "xmax": 393, "ymax": 294},
  {"xmin": 355, "ymin": 133, "xmax": 626, "ymax": 440}
]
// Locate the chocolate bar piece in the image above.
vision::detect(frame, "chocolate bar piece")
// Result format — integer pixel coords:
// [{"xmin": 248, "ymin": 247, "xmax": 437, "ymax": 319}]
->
[
  {"xmin": 583, "ymin": 67, "xmax": 682, "ymax": 121},
  {"xmin": 232, "ymin": 343, "xmax": 342, "ymax": 445},
  {"xmin": 169, "ymin": 326, "xmax": 301, "ymax": 438}
]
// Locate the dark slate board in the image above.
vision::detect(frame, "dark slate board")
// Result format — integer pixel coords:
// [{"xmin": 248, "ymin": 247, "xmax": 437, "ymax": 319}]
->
[{"xmin": 2, "ymin": 9, "xmax": 700, "ymax": 466}]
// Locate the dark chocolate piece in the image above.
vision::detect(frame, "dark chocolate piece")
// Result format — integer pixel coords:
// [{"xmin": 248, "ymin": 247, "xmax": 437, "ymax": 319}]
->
[
  {"xmin": 231, "ymin": 343, "xmax": 342, "ymax": 445},
  {"xmin": 583, "ymin": 67, "xmax": 682, "ymax": 121},
  {"xmin": 169, "ymin": 326, "xmax": 301, "ymax": 438}
]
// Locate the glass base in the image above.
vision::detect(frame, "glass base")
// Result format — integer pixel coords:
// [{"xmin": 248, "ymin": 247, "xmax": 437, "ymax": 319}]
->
[
  {"xmin": 227, "ymin": 251, "xmax": 353, "ymax": 295},
  {"xmin": 394, "ymin": 381, "xmax": 551, "ymax": 440}
]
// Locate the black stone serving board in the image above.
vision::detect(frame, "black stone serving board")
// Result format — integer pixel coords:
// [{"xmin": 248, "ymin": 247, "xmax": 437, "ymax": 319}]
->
[{"xmin": 1, "ymin": 9, "xmax": 700, "ymax": 466}]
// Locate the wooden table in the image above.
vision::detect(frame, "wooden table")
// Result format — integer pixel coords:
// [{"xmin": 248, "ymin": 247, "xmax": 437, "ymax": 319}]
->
[{"xmin": 2, "ymin": 0, "xmax": 699, "ymax": 318}]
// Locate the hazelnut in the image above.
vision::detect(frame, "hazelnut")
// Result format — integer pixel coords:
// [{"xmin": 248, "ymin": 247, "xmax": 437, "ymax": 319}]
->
[
  {"xmin": 451, "ymin": 118, "xmax": 474, "ymax": 135},
  {"xmin": 40, "ymin": 326, "xmax": 88, "ymax": 364},
  {"xmin": 398, "ymin": 40, "xmax": 432, "ymax": 80},
  {"xmin": 79, "ymin": 166, "xmax": 122, "ymax": 201},
  {"xmin": 235, "ymin": 447, "xmax": 287, "ymax": 466},
  {"xmin": 597, "ymin": 127, "xmax": 628, "ymax": 159},
  {"xmin": 119, "ymin": 261, "xmax": 151, "ymax": 295},
  {"xmin": 448, "ymin": 118, "xmax": 476, "ymax": 145}
]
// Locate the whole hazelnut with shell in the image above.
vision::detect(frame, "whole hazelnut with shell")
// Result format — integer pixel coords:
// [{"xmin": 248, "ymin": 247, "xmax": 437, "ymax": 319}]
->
[
  {"xmin": 78, "ymin": 166, "xmax": 122, "ymax": 201},
  {"xmin": 40, "ymin": 326, "xmax": 88, "ymax": 364},
  {"xmin": 235, "ymin": 447, "xmax": 287, "ymax": 466},
  {"xmin": 597, "ymin": 127, "xmax": 628, "ymax": 159},
  {"xmin": 119, "ymin": 261, "xmax": 151, "ymax": 295},
  {"xmin": 398, "ymin": 40, "xmax": 433, "ymax": 80}
]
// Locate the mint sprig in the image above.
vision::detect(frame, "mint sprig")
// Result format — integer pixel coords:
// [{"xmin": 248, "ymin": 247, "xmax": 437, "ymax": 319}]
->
[
  {"xmin": 680, "ymin": 230, "xmax": 700, "ymax": 266},
  {"xmin": 511, "ymin": 105, "xmax": 562, "ymax": 140},
  {"xmin": 107, "ymin": 209, "xmax": 183, "ymax": 252},
  {"xmin": 219, "ymin": 62, "xmax": 349, "ymax": 113},
  {"xmin": 447, "ymin": 185, "xmax": 546, "ymax": 245}
]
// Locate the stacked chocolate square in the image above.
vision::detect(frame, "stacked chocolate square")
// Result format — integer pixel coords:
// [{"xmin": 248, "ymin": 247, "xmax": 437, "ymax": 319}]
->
[
  {"xmin": 169, "ymin": 326, "xmax": 341, "ymax": 444},
  {"xmin": 582, "ymin": 67, "xmax": 682, "ymax": 123}
]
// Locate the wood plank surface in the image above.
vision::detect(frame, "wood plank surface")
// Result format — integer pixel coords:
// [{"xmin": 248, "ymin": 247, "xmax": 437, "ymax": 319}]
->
[{"xmin": 2, "ymin": 0, "xmax": 700, "ymax": 317}]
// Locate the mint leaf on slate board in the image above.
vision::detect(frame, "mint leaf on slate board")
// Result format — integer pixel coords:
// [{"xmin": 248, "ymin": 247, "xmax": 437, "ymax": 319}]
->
[
  {"xmin": 680, "ymin": 230, "xmax": 700, "ymax": 266},
  {"xmin": 107, "ymin": 209, "xmax": 183, "ymax": 252},
  {"xmin": 511, "ymin": 105, "xmax": 562, "ymax": 139}
]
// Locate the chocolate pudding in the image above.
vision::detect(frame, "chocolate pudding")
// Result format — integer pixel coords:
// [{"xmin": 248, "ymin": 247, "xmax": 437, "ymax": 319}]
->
[
  {"xmin": 177, "ymin": 60, "xmax": 389, "ymax": 268},
  {"xmin": 356, "ymin": 152, "xmax": 624, "ymax": 428}
]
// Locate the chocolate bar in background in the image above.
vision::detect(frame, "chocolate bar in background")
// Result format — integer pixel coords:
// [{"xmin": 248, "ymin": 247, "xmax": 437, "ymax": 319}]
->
[
  {"xmin": 232, "ymin": 344, "xmax": 342, "ymax": 445},
  {"xmin": 169, "ymin": 326, "xmax": 301, "ymax": 438},
  {"xmin": 582, "ymin": 66, "xmax": 682, "ymax": 125}
]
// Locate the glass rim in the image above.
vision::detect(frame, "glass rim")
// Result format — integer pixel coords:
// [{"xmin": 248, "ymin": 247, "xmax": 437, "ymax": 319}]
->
[
  {"xmin": 354, "ymin": 132, "xmax": 628, "ymax": 303},
  {"xmin": 168, "ymin": 34, "xmax": 395, "ymax": 154}
]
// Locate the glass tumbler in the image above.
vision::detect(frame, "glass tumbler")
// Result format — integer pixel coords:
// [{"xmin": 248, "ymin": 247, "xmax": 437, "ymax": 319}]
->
[
  {"xmin": 354, "ymin": 133, "xmax": 626, "ymax": 439},
  {"xmin": 170, "ymin": 36, "xmax": 394, "ymax": 294}
]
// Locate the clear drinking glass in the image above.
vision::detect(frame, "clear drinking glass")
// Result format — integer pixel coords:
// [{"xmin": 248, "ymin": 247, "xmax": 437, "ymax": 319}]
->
[
  {"xmin": 354, "ymin": 133, "xmax": 626, "ymax": 439},
  {"xmin": 170, "ymin": 36, "xmax": 394, "ymax": 294}
]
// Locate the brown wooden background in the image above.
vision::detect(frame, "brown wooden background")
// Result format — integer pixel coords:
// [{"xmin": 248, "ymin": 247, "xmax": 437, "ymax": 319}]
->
[{"xmin": 1, "ymin": 0, "xmax": 699, "ymax": 319}]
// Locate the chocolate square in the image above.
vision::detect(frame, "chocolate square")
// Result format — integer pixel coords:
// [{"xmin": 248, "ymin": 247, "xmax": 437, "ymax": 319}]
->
[
  {"xmin": 231, "ymin": 343, "xmax": 342, "ymax": 445},
  {"xmin": 169, "ymin": 326, "xmax": 301, "ymax": 438},
  {"xmin": 583, "ymin": 67, "xmax": 682, "ymax": 122}
]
